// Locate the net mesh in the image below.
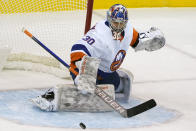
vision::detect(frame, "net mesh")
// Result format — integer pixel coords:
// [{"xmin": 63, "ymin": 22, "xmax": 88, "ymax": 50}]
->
[
  {"xmin": 0, "ymin": 0, "xmax": 87, "ymax": 13},
  {"xmin": 0, "ymin": 0, "xmax": 89, "ymax": 78}
]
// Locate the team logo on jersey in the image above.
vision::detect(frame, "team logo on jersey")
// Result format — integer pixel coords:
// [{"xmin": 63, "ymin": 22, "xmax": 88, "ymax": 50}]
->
[{"xmin": 110, "ymin": 50, "xmax": 126, "ymax": 71}]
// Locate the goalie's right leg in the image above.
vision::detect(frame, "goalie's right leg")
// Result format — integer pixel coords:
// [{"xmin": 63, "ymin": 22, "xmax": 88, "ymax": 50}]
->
[
  {"xmin": 58, "ymin": 84, "xmax": 115, "ymax": 112},
  {"xmin": 31, "ymin": 84, "xmax": 115, "ymax": 112}
]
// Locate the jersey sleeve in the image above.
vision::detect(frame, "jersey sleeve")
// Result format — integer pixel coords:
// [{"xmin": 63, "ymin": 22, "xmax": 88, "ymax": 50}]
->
[
  {"xmin": 70, "ymin": 25, "xmax": 102, "ymax": 70},
  {"xmin": 130, "ymin": 28, "xmax": 139, "ymax": 48},
  {"xmin": 71, "ymin": 44, "xmax": 91, "ymax": 61}
]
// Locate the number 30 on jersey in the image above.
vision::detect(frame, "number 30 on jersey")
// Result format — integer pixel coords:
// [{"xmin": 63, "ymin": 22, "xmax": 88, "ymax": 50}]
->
[{"xmin": 82, "ymin": 36, "xmax": 95, "ymax": 45}]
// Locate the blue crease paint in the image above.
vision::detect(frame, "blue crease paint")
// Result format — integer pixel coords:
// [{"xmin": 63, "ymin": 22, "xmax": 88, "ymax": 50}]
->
[{"xmin": 0, "ymin": 89, "xmax": 179, "ymax": 128}]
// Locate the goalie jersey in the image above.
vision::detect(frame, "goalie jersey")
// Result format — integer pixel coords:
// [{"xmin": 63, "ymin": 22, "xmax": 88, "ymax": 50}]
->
[{"xmin": 70, "ymin": 20, "xmax": 139, "ymax": 78}]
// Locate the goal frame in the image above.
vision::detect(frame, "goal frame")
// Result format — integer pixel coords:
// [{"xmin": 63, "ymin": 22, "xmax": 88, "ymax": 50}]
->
[{"xmin": 84, "ymin": 0, "xmax": 94, "ymax": 34}]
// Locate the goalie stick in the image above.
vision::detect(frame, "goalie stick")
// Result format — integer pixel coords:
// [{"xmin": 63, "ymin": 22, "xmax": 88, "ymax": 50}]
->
[
  {"xmin": 22, "ymin": 28, "xmax": 157, "ymax": 118},
  {"xmin": 95, "ymin": 87, "xmax": 156, "ymax": 117}
]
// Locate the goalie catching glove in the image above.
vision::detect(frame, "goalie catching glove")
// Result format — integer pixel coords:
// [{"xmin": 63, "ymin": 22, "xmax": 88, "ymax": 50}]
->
[{"xmin": 134, "ymin": 27, "xmax": 165, "ymax": 52}]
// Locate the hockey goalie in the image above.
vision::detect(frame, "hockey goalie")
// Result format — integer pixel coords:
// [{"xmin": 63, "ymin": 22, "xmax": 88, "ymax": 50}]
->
[{"xmin": 31, "ymin": 4, "xmax": 165, "ymax": 112}]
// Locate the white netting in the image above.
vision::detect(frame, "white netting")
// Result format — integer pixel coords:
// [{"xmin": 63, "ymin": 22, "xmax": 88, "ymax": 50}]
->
[
  {"xmin": 0, "ymin": 0, "xmax": 89, "ymax": 79},
  {"xmin": 0, "ymin": 44, "xmax": 12, "ymax": 72}
]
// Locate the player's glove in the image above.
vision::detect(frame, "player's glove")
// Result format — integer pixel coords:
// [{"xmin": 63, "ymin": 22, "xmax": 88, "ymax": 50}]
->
[{"xmin": 134, "ymin": 27, "xmax": 165, "ymax": 52}]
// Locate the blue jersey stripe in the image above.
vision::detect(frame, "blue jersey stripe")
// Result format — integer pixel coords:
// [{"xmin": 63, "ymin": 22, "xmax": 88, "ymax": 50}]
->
[{"xmin": 71, "ymin": 44, "xmax": 91, "ymax": 56}]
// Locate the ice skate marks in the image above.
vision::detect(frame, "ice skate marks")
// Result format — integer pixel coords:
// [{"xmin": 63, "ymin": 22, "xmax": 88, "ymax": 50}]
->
[{"xmin": 0, "ymin": 89, "xmax": 180, "ymax": 128}]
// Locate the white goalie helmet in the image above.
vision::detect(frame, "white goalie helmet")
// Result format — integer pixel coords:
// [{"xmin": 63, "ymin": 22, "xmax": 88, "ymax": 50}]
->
[{"xmin": 107, "ymin": 4, "xmax": 128, "ymax": 33}]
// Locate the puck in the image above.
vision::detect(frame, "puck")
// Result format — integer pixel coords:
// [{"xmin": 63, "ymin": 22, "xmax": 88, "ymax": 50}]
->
[{"xmin": 79, "ymin": 122, "xmax": 86, "ymax": 129}]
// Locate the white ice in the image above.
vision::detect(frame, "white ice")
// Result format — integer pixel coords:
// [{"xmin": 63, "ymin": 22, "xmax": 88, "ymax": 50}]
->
[{"xmin": 0, "ymin": 8, "xmax": 196, "ymax": 131}]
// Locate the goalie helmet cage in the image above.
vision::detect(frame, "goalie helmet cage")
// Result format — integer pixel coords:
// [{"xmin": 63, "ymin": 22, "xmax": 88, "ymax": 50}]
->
[{"xmin": 0, "ymin": 0, "xmax": 94, "ymax": 79}]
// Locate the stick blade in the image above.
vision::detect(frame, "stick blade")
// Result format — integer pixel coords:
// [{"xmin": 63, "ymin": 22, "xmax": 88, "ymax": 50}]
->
[{"xmin": 126, "ymin": 99, "xmax": 156, "ymax": 118}]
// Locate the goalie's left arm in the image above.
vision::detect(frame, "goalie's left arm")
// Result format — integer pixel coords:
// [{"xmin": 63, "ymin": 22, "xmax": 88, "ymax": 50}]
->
[{"xmin": 131, "ymin": 27, "xmax": 166, "ymax": 52}]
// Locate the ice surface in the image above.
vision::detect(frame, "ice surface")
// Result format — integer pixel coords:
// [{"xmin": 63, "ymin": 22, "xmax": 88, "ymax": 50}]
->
[{"xmin": 0, "ymin": 89, "xmax": 179, "ymax": 129}]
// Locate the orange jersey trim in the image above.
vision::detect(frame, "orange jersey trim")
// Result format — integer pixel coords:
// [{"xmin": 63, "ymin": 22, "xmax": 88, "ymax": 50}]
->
[
  {"xmin": 130, "ymin": 28, "xmax": 139, "ymax": 46},
  {"xmin": 70, "ymin": 52, "xmax": 86, "ymax": 71},
  {"xmin": 70, "ymin": 52, "xmax": 86, "ymax": 63}
]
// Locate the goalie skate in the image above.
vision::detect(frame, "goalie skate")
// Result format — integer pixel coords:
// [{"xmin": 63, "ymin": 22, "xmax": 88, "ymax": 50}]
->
[{"xmin": 31, "ymin": 88, "xmax": 57, "ymax": 111}]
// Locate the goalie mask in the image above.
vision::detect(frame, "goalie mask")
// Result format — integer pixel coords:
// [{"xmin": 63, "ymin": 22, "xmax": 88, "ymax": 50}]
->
[{"xmin": 107, "ymin": 4, "xmax": 128, "ymax": 33}]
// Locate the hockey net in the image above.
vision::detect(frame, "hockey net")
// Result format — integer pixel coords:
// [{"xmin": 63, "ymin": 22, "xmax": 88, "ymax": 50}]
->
[{"xmin": 0, "ymin": 0, "xmax": 93, "ymax": 79}]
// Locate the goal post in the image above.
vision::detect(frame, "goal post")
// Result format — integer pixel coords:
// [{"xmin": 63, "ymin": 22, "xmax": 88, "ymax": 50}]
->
[
  {"xmin": 0, "ymin": 0, "xmax": 94, "ymax": 78},
  {"xmin": 84, "ymin": 0, "xmax": 94, "ymax": 34}
]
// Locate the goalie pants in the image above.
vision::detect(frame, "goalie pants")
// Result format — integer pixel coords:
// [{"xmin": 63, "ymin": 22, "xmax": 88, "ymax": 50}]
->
[{"xmin": 70, "ymin": 69, "xmax": 120, "ymax": 91}]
